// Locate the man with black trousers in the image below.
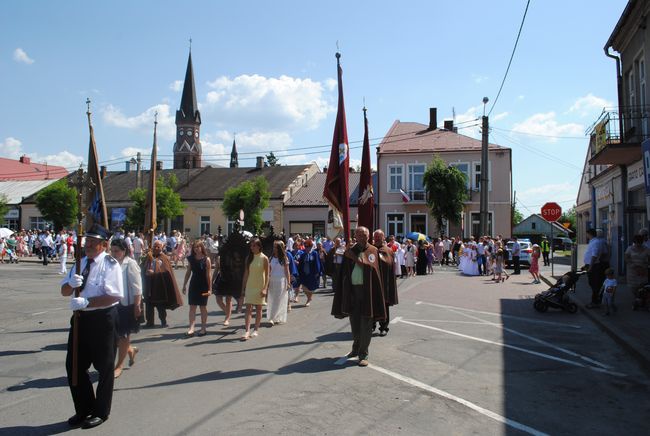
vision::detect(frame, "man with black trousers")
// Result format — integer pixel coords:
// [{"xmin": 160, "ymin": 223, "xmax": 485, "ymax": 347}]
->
[
  {"xmin": 583, "ymin": 228, "xmax": 610, "ymax": 308},
  {"xmin": 511, "ymin": 236, "xmax": 521, "ymax": 274},
  {"xmin": 61, "ymin": 224, "xmax": 123, "ymax": 429}
]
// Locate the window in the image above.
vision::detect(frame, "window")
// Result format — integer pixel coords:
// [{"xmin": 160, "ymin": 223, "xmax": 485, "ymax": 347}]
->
[
  {"xmin": 387, "ymin": 213, "xmax": 405, "ymax": 238},
  {"xmin": 3, "ymin": 218, "xmax": 18, "ymax": 229},
  {"xmin": 388, "ymin": 165, "xmax": 403, "ymax": 192},
  {"xmin": 532, "ymin": 222, "xmax": 536, "ymax": 230},
  {"xmin": 638, "ymin": 57, "xmax": 648, "ymax": 137},
  {"xmin": 312, "ymin": 221, "xmax": 326, "ymax": 237},
  {"xmin": 408, "ymin": 164, "xmax": 426, "ymax": 201},
  {"xmin": 410, "ymin": 214, "xmax": 427, "ymax": 234},
  {"xmin": 470, "ymin": 212, "xmax": 493, "ymax": 237},
  {"xmin": 29, "ymin": 216, "xmax": 52, "ymax": 230},
  {"xmin": 227, "ymin": 219, "xmax": 236, "ymax": 235},
  {"xmin": 200, "ymin": 216, "xmax": 211, "ymax": 235},
  {"xmin": 473, "ymin": 162, "xmax": 492, "ymax": 191},
  {"xmin": 450, "ymin": 162, "xmax": 470, "ymax": 189}
]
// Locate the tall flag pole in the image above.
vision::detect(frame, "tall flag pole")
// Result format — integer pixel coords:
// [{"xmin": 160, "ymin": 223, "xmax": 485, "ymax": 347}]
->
[
  {"xmin": 144, "ymin": 113, "xmax": 158, "ymax": 250},
  {"xmin": 323, "ymin": 52, "xmax": 350, "ymax": 241},
  {"xmin": 357, "ymin": 105, "xmax": 374, "ymax": 230},
  {"xmin": 85, "ymin": 98, "xmax": 108, "ymax": 230}
]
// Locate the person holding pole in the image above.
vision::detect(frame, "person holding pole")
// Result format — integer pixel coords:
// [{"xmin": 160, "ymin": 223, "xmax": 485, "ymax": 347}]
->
[{"xmin": 61, "ymin": 224, "xmax": 123, "ymax": 429}]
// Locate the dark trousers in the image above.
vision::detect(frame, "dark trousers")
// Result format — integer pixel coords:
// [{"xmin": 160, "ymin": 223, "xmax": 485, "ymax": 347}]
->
[
  {"xmin": 42, "ymin": 247, "xmax": 50, "ymax": 265},
  {"xmin": 349, "ymin": 285, "xmax": 373, "ymax": 359},
  {"xmin": 542, "ymin": 251, "xmax": 550, "ymax": 266},
  {"xmin": 145, "ymin": 302, "xmax": 167, "ymax": 326},
  {"xmin": 378, "ymin": 304, "xmax": 390, "ymax": 332},
  {"xmin": 478, "ymin": 254, "xmax": 486, "ymax": 275},
  {"xmin": 443, "ymin": 250, "xmax": 450, "ymax": 265},
  {"xmin": 513, "ymin": 256, "xmax": 521, "ymax": 274},
  {"xmin": 588, "ymin": 263, "xmax": 609, "ymax": 304},
  {"xmin": 66, "ymin": 306, "xmax": 117, "ymax": 420}
]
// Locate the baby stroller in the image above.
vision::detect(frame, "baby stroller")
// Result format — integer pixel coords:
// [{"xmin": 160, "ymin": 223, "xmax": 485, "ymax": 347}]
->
[
  {"xmin": 533, "ymin": 270, "xmax": 583, "ymax": 313},
  {"xmin": 4, "ymin": 247, "xmax": 19, "ymax": 264},
  {"xmin": 632, "ymin": 283, "xmax": 650, "ymax": 311}
]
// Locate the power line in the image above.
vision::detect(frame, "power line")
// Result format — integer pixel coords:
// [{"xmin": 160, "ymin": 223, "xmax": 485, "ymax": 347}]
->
[
  {"xmin": 491, "ymin": 126, "xmax": 585, "ymax": 140},
  {"xmin": 488, "ymin": 0, "xmax": 531, "ymax": 117},
  {"xmin": 490, "ymin": 130, "xmax": 582, "ymax": 170}
]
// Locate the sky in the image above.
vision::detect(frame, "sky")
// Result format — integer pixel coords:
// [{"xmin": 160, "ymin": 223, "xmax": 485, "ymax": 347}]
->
[{"xmin": 0, "ymin": 0, "xmax": 629, "ymax": 216}]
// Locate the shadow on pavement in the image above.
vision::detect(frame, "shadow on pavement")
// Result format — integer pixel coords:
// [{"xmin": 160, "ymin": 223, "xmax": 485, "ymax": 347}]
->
[
  {"xmin": 6, "ymin": 376, "xmax": 69, "ymax": 391},
  {"xmin": 203, "ymin": 331, "xmax": 351, "ymax": 355},
  {"xmin": 0, "ymin": 350, "xmax": 40, "ymax": 357},
  {"xmin": 117, "ymin": 368, "xmax": 271, "ymax": 390},
  {"xmin": 0, "ymin": 421, "xmax": 71, "ymax": 435}
]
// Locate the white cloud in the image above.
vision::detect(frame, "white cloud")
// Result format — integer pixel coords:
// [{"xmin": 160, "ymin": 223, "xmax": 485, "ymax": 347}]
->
[
  {"xmin": 169, "ymin": 80, "xmax": 183, "ymax": 92},
  {"xmin": 511, "ymin": 112, "xmax": 583, "ymax": 141},
  {"xmin": 492, "ymin": 112, "xmax": 509, "ymax": 121},
  {"xmin": 517, "ymin": 182, "xmax": 578, "ymax": 214},
  {"xmin": 568, "ymin": 93, "xmax": 612, "ymax": 117},
  {"xmin": 120, "ymin": 147, "xmax": 150, "ymax": 158},
  {"xmin": 103, "ymin": 103, "xmax": 176, "ymax": 140},
  {"xmin": 13, "ymin": 48, "xmax": 34, "ymax": 64},
  {"xmin": 324, "ymin": 78, "xmax": 337, "ymax": 91},
  {"xmin": 204, "ymin": 74, "xmax": 335, "ymax": 131},
  {"xmin": 472, "ymin": 74, "xmax": 488, "ymax": 84},
  {"xmin": 517, "ymin": 95, "xmax": 525, "ymax": 100},
  {"xmin": 0, "ymin": 136, "xmax": 83, "ymax": 169},
  {"xmin": 0, "ymin": 137, "xmax": 23, "ymax": 158}
]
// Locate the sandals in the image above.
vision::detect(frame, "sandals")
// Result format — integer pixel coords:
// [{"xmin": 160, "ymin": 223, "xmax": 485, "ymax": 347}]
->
[
  {"xmin": 185, "ymin": 331, "xmax": 195, "ymax": 338},
  {"xmin": 241, "ymin": 332, "xmax": 251, "ymax": 341},
  {"xmin": 223, "ymin": 320, "xmax": 230, "ymax": 326},
  {"xmin": 197, "ymin": 330, "xmax": 207, "ymax": 337},
  {"xmin": 128, "ymin": 347, "xmax": 139, "ymax": 367}
]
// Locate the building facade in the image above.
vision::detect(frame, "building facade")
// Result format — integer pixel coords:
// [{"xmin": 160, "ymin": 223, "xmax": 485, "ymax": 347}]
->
[
  {"xmin": 581, "ymin": 0, "xmax": 650, "ymax": 275},
  {"xmin": 376, "ymin": 108, "xmax": 512, "ymax": 239}
]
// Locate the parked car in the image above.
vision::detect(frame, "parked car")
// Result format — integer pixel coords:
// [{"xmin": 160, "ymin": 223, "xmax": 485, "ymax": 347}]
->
[
  {"xmin": 552, "ymin": 237, "xmax": 573, "ymax": 251},
  {"xmin": 505, "ymin": 239, "xmax": 532, "ymax": 266}
]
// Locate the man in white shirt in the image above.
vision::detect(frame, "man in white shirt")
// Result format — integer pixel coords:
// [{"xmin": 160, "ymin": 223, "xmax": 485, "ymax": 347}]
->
[
  {"xmin": 42, "ymin": 230, "xmax": 54, "ymax": 266},
  {"xmin": 476, "ymin": 237, "xmax": 486, "ymax": 275},
  {"xmin": 61, "ymin": 224, "xmax": 123, "ymax": 429},
  {"xmin": 132, "ymin": 233, "xmax": 144, "ymax": 259},
  {"xmin": 583, "ymin": 228, "xmax": 610, "ymax": 308},
  {"xmin": 511, "ymin": 237, "xmax": 521, "ymax": 274},
  {"xmin": 442, "ymin": 236, "xmax": 451, "ymax": 266}
]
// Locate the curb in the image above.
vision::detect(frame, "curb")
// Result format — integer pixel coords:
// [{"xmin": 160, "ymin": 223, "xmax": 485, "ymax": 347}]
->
[{"xmin": 540, "ymin": 273, "xmax": 650, "ymax": 377}]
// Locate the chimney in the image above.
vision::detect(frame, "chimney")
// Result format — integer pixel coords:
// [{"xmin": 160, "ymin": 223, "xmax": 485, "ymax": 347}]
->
[
  {"xmin": 19, "ymin": 155, "xmax": 31, "ymax": 165},
  {"xmin": 156, "ymin": 160, "xmax": 163, "ymax": 171},
  {"xmin": 136, "ymin": 152, "xmax": 142, "ymax": 188},
  {"xmin": 429, "ymin": 107, "xmax": 437, "ymax": 130},
  {"xmin": 100, "ymin": 166, "xmax": 107, "ymax": 179},
  {"xmin": 256, "ymin": 156, "xmax": 264, "ymax": 169},
  {"xmin": 444, "ymin": 120, "xmax": 454, "ymax": 131}
]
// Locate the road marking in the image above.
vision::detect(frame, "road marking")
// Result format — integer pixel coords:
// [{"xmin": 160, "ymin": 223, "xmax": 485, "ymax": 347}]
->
[
  {"xmin": 443, "ymin": 307, "xmax": 613, "ymax": 370},
  {"xmin": 334, "ymin": 356, "xmax": 349, "ymax": 365},
  {"xmin": 390, "ymin": 316, "xmax": 403, "ymax": 325},
  {"xmin": 30, "ymin": 307, "xmax": 67, "ymax": 316},
  {"xmin": 415, "ymin": 301, "xmax": 582, "ymax": 329},
  {"xmin": 403, "ymin": 318, "xmax": 504, "ymax": 326},
  {"xmin": 369, "ymin": 363, "xmax": 549, "ymax": 436},
  {"xmin": 395, "ymin": 318, "xmax": 626, "ymax": 377}
]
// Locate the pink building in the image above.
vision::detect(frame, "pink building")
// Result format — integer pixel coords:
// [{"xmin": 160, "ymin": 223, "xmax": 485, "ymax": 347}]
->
[{"xmin": 376, "ymin": 108, "xmax": 513, "ymax": 239}]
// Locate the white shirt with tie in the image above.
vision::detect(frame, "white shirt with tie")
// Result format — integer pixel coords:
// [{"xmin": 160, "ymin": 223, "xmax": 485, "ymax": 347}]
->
[{"xmin": 62, "ymin": 251, "xmax": 123, "ymax": 311}]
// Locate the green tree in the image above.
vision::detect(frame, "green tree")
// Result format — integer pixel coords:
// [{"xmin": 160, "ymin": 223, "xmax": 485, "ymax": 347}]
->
[
  {"xmin": 559, "ymin": 206, "xmax": 576, "ymax": 234},
  {"xmin": 222, "ymin": 176, "xmax": 271, "ymax": 234},
  {"xmin": 126, "ymin": 174, "xmax": 185, "ymax": 231},
  {"xmin": 513, "ymin": 207, "xmax": 524, "ymax": 226},
  {"xmin": 35, "ymin": 179, "xmax": 78, "ymax": 231},
  {"xmin": 266, "ymin": 152, "xmax": 279, "ymax": 167},
  {"xmin": 423, "ymin": 156, "xmax": 468, "ymax": 233},
  {"xmin": 0, "ymin": 194, "xmax": 9, "ymax": 222}
]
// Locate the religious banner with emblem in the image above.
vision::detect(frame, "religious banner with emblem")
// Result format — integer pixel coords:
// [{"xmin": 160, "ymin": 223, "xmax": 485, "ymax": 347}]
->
[
  {"xmin": 357, "ymin": 106, "xmax": 374, "ymax": 230},
  {"xmin": 85, "ymin": 103, "xmax": 108, "ymax": 229},
  {"xmin": 323, "ymin": 52, "xmax": 350, "ymax": 241}
]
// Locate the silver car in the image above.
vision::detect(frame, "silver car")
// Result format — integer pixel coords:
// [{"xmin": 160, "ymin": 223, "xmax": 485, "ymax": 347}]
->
[{"xmin": 506, "ymin": 240, "xmax": 532, "ymax": 266}]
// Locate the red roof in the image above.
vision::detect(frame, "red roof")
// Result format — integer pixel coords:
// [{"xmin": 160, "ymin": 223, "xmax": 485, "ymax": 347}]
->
[
  {"xmin": 378, "ymin": 121, "xmax": 509, "ymax": 154},
  {"xmin": 0, "ymin": 157, "xmax": 68, "ymax": 181}
]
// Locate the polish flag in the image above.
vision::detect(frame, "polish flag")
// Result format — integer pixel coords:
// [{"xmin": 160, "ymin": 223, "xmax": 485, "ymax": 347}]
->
[{"xmin": 399, "ymin": 188, "xmax": 411, "ymax": 203}]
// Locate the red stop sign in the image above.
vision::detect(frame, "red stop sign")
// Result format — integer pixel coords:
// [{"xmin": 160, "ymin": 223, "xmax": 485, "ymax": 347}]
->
[{"xmin": 541, "ymin": 202, "xmax": 562, "ymax": 222}]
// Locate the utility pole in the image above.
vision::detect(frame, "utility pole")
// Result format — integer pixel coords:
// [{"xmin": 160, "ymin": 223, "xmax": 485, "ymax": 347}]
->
[{"xmin": 480, "ymin": 97, "xmax": 490, "ymax": 236}]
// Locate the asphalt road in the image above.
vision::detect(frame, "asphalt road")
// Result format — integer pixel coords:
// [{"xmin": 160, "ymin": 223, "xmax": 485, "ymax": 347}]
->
[{"xmin": 1, "ymin": 263, "xmax": 648, "ymax": 435}]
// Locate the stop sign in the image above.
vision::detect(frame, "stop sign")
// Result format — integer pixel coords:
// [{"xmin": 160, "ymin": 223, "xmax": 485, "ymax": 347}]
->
[{"xmin": 541, "ymin": 202, "xmax": 562, "ymax": 222}]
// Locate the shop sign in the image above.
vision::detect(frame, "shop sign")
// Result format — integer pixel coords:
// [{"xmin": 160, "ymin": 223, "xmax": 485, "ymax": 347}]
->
[{"xmin": 628, "ymin": 160, "xmax": 645, "ymax": 189}]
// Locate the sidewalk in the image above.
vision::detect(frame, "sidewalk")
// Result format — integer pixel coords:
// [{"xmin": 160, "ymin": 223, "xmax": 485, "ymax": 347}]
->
[{"xmin": 540, "ymin": 270, "xmax": 650, "ymax": 375}]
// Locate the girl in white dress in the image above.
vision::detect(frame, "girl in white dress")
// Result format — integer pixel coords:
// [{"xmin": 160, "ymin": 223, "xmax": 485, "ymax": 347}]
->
[{"xmin": 267, "ymin": 241, "xmax": 291, "ymax": 324}]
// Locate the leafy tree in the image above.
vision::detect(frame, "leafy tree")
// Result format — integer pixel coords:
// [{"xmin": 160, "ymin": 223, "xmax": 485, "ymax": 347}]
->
[
  {"xmin": 0, "ymin": 194, "xmax": 9, "ymax": 221},
  {"xmin": 559, "ymin": 206, "xmax": 576, "ymax": 234},
  {"xmin": 35, "ymin": 179, "xmax": 78, "ymax": 231},
  {"xmin": 126, "ymin": 174, "xmax": 185, "ymax": 231},
  {"xmin": 266, "ymin": 152, "xmax": 279, "ymax": 167},
  {"xmin": 513, "ymin": 207, "xmax": 524, "ymax": 226},
  {"xmin": 423, "ymin": 155, "xmax": 468, "ymax": 233},
  {"xmin": 222, "ymin": 176, "xmax": 271, "ymax": 234}
]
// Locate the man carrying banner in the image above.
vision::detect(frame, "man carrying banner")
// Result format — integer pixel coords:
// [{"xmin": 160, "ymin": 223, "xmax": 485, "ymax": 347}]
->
[
  {"xmin": 372, "ymin": 229, "xmax": 398, "ymax": 336},
  {"xmin": 332, "ymin": 226, "xmax": 386, "ymax": 366},
  {"xmin": 143, "ymin": 240, "xmax": 183, "ymax": 327},
  {"xmin": 62, "ymin": 224, "xmax": 123, "ymax": 429}
]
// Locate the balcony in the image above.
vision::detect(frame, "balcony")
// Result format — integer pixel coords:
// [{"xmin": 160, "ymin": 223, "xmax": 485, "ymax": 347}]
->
[{"xmin": 587, "ymin": 106, "xmax": 650, "ymax": 166}]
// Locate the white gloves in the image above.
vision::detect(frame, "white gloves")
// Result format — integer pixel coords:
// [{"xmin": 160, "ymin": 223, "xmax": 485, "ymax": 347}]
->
[
  {"xmin": 70, "ymin": 297, "xmax": 89, "ymax": 311},
  {"xmin": 68, "ymin": 274, "xmax": 84, "ymax": 289}
]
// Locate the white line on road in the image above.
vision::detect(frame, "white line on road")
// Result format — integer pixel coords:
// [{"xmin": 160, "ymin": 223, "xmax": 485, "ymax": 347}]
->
[
  {"xmin": 403, "ymin": 318, "xmax": 505, "ymax": 326},
  {"xmin": 443, "ymin": 307, "xmax": 613, "ymax": 370},
  {"xmin": 390, "ymin": 316, "xmax": 403, "ymax": 325},
  {"xmin": 368, "ymin": 363, "xmax": 549, "ymax": 436},
  {"xmin": 396, "ymin": 318, "xmax": 626, "ymax": 377},
  {"xmin": 415, "ymin": 301, "xmax": 582, "ymax": 329}
]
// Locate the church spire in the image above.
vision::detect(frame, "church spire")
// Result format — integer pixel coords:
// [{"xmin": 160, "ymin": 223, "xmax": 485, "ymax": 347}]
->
[
  {"xmin": 230, "ymin": 136, "xmax": 239, "ymax": 168},
  {"xmin": 180, "ymin": 52, "xmax": 199, "ymax": 120}
]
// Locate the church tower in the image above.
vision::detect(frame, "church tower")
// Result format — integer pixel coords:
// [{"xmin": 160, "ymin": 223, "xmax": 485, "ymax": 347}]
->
[
  {"xmin": 173, "ymin": 51, "xmax": 202, "ymax": 169},
  {"xmin": 230, "ymin": 137, "xmax": 239, "ymax": 168}
]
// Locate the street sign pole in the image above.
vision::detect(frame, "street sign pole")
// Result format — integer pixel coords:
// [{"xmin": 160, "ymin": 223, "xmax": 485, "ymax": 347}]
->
[
  {"xmin": 541, "ymin": 201, "xmax": 562, "ymax": 279},
  {"xmin": 551, "ymin": 220, "xmax": 554, "ymax": 278}
]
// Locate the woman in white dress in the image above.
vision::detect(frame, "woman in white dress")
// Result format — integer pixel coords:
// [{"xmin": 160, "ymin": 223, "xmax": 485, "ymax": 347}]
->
[
  {"xmin": 404, "ymin": 239, "xmax": 416, "ymax": 277},
  {"xmin": 462, "ymin": 243, "xmax": 480, "ymax": 276},
  {"xmin": 267, "ymin": 240, "xmax": 291, "ymax": 324}
]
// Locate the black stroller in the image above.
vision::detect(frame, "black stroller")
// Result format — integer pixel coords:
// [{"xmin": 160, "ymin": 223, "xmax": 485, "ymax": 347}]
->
[
  {"xmin": 633, "ymin": 283, "xmax": 650, "ymax": 311},
  {"xmin": 533, "ymin": 271, "xmax": 583, "ymax": 313}
]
